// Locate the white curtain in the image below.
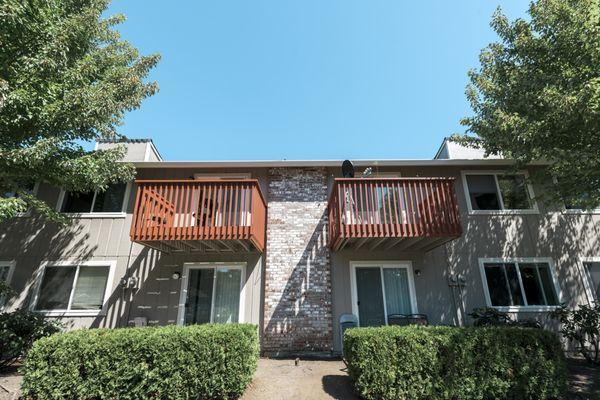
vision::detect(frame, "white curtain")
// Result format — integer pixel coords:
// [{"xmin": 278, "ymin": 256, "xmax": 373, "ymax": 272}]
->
[
  {"xmin": 71, "ymin": 266, "xmax": 110, "ymax": 310},
  {"xmin": 383, "ymin": 268, "xmax": 412, "ymax": 315},
  {"xmin": 212, "ymin": 268, "xmax": 241, "ymax": 323}
]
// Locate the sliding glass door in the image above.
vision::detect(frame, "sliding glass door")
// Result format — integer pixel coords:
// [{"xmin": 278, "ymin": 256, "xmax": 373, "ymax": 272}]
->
[
  {"xmin": 183, "ymin": 265, "xmax": 243, "ymax": 325},
  {"xmin": 352, "ymin": 262, "xmax": 416, "ymax": 326}
]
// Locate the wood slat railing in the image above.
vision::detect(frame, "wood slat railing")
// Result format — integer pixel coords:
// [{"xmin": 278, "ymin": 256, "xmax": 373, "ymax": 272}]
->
[
  {"xmin": 130, "ymin": 179, "xmax": 267, "ymax": 252},
  {"xmin": 328, "ymin": 178, "xmax": 462, "ymax": 250}
]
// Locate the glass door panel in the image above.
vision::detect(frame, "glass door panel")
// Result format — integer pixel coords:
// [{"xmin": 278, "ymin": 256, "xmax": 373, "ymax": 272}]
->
[
  {"xmin": 213, "ymin": 268, "xmax": 241, "ymax": 323},
  {"xmin": 383, "ymin": 268, "xmax": 412, "ymax": 315},
  {"xmin": 185, "ymin": 268, "xmax": 214, "ymax": 325},
  {"xmin": 356, "ymin": 267, "xmax": 385, "ymax": 326}
]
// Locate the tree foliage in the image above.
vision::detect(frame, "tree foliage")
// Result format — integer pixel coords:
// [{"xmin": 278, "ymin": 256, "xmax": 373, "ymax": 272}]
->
[
  {"xmin": 0, "ymin": 0, "xmax": 160, "ymax": 221},
  {"xmin": 455, "ymin": 0, "xmax": 599, "ymax": 208}
]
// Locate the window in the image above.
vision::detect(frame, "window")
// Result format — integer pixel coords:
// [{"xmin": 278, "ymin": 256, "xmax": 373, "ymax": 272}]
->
[
  {"xmin": 0, "ymin": 261, "xmax": 15, "ymax": 308},
  {"xmin": 180, "ymin": 264, "xmax": 244, "ymax": 325},
  {"xmin": 462, "ymin": 172, "xmax": 535, "ymax": 212},
  {"xmin": 2, "ymin": 182, "xmax": 37, "ymax": 199},
  {"xmin": 32, "ymin": 262, "xmax": 114, "ymax": 315},
  {"xmin": 565, "ymin": 193, "xmax": 600, "ymax": 212},
  {"xmin": 351, "ymin": 261, "xmax": 417, "ymax": 326},
  {"xmin": 60, "ymin": 183, "xmax": 127, "ymax": 214},
  {"xmin": 480, "ymin": 259, "xmax": 560, "ymax": 310},
  {"xmin": 582, "ymin": 261, "xmax": 600, "ymax": 302}
]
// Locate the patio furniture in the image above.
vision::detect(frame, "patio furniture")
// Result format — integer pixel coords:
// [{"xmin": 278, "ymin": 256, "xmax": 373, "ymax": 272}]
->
[{"xmin": 387, "ymin": 313, "xmax": 428, "ymax": 326}]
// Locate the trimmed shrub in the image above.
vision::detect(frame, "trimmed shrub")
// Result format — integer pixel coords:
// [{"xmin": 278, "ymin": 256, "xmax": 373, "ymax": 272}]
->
[
  {"xmin": 0, "ymin": 310, "xmax": 62, "ymax": 370},
  {"xmin": 21, "ymin": 324, "xmax": 259, "ymax": 400},
  {"xmin": 344, "ymin": 325, "xmax": 567, "ymax": 400}
]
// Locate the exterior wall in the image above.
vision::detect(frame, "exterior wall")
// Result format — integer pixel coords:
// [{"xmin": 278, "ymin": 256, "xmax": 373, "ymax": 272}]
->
[
  {"xmin": 329, "ymin": 164, "xmax": 599, "ymax": 352},
  {"xmin": 262, "ymin": 168, "xmax": 333, "ymax": 354},
  {"xmin": 0, "ymin": 161, "xmax": 598, "ymax": 355},
  {"xmin": 97, "ymin": 140, "xmax": 162, "ymax": 162},
  {"xmin": 0, "ymin": 179, "xmax": 263, "ymax": 330}
]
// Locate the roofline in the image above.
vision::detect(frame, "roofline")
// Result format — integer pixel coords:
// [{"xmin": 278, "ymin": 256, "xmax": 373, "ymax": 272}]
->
[{"xmin": 132, "ymin": 159, "xmax": 550, "ymax": 168}]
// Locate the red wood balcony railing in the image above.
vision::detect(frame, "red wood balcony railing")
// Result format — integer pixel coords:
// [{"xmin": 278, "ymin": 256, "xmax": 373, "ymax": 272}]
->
[
  {"xmin": 328, "ymin": 178, "xmax": 462, "ymax": 251},
  {"xmin": 130, "ymin": 180, "xmax": 267, "ymax": 253}
]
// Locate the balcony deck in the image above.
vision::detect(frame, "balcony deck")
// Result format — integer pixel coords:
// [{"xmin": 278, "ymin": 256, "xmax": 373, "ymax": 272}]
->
[
  {"xmin": 130, "ymin": 179, "xmax": 267, "ymax": 253},
  {"xmin": 328, "ymin": 178, "xmax": 462, "ymax": 251}
]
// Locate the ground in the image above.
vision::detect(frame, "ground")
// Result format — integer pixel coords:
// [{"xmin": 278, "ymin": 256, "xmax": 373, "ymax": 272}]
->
[
  {"xmin": 241, "ymin": 358, "xmax": 358, "ymax": 400},
  {"xmin": 0, "ymin": 357, "xmax": 598, "ymax": 399}
]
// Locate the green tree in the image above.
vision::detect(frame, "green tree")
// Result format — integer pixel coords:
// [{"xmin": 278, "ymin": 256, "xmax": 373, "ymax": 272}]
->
[
  {"xmin": 455, "ymin": 0, "xmax": 599, "ymax": 208},
  {"xmin": 0, "ymin": 0, "xmax": 159, "ymax": 221}
]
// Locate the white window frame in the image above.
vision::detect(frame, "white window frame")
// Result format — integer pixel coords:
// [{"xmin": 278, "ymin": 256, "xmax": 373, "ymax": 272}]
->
[
  {"xmin": 177, "ymin": 262, "xmax": 246, "ymax": 325},
  {"xmin": 579, "ymin": 257, "xmax": 600, "ymax": 304},
  {"xmin": 563, "ymin": 204, "xmax": 600, "ymax": 215},
  {"xmin": 350, "ymin": 260, "xmax": 418, "ymax": 326},
  {"xmin": 478, "ymin": 257, "xmax": 562, "ymax": 312},
  {"xmin": 193, "ymin": 173, "xmax": 251, "ymax": 180},
  {"xmin": 461, "ymin": 170, "xmax": 538, "ymax": 215},
  {"xmin": 30, "ymin": 260, "xmax": 116, "ymax": 317},
  {"xmin": 56, "ymin": 182, "xmax": 131, "ymax": 218}
]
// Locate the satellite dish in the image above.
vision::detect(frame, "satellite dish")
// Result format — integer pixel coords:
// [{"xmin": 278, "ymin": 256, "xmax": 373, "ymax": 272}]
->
[{"xmin": 342, "ymin": 160, "xmax": 355, "ymax": 178}]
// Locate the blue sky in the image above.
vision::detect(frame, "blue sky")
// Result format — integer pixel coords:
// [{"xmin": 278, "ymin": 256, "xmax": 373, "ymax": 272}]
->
[{"xmin": 107, "ymin": 1, "xmax": 529, "ymax": 161}]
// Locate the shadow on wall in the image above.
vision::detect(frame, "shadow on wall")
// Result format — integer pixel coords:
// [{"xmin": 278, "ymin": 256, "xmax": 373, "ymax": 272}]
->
[
  {"xmin": 444, "ymin": 209, "xmax": 599, "ymax": 327},
  {"xmin": 0, "ymin": 214, "xmax": 169, "ymax": 330},
  {"xmin": 263, "ymin": 209, "xmax": 333, "ymax": 354},
  {"xmin": 90, "ymin": 247, "xmax": 165, "ymax": 329},
  {"xmin": 0, "ymin": 215, "xmax": 99, "ymax": 315}
]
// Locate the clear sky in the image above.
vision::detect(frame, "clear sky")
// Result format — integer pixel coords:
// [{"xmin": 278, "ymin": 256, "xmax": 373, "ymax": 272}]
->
[{"xmin": 107, "ymin": 1, "xmax": 530, "ymax": 161}]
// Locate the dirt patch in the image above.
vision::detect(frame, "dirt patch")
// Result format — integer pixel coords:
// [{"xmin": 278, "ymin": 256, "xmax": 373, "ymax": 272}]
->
[
  {"xmin": 241, "ymin": 358, "xmax": 358, "ymax": 400},
  {"xmin": 0, "ymin": 365, "xmax": 22, "ymax": 400}
]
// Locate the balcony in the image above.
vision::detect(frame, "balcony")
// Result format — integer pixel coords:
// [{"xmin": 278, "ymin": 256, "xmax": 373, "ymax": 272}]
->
[
  {"xmin": 130, "ymin": 180, "xmax": 266, "ymax": 253},
  {"xmin": 328, "ymin": 178, "xmax": 462, "ymax": 251}
]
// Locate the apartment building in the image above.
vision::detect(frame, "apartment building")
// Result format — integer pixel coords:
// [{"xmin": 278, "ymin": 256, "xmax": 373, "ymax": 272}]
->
[{"xmin": 0, "ymin": 138, "xmax": 598, "ymax": 354}]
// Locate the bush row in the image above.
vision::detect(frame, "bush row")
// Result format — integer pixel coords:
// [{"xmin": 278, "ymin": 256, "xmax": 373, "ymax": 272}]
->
[
  {"xmin": 21, "ymin": 324, "xmax": 259, "ymax": 400},
  {"xmin": 343, "ymin": 325, "xmax": 567, "ymax": 400}
]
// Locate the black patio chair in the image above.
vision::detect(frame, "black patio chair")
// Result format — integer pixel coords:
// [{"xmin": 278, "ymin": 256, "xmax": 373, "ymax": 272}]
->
[
  {"xmin": 407, "ymin": 313, "xmax": 428, "ymax": 326},
  {"xmin": 387, "ymin": 314, "xmax": 410, "ymax": 326}
]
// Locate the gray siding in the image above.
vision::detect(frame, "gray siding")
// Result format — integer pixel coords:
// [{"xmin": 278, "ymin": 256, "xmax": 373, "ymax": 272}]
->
[{"xmin": 0, "ymin": 163, "xmax": 597, "ymax": 355}]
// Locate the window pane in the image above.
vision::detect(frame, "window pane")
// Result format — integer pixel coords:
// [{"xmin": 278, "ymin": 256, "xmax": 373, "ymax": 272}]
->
[
  {"xmin": 213, "ymin": 268, "xmax": 241, "ymax": 323},
  {"xmin": 356, "ymin": 267, "xmax": 386, "ymax": 326},
  {"xmin": 0, "ymin": 266, "xmax": 11, "ymax": 282},
  {"xmin": 71, "ymin": 266, "xmax": 110, "ymax": 310},
  {"xmin": 35, "ymin": 266, "xmax": 76, "ymax": 310},
  {"xmin": 93, "ymin": 184, "xmax": 126, "ymax": 212},
  {"xmin": 383, "ymin": 268, "xmax": 412, "ymax": 315},
  {"xmin": 584, "ymin": 262, "xmax": 600, "ymax": 301},
  {"xmin": 0, "ymin": 266, "xmax": 12, "ymax": 307},
  {"xmin": 505, "ymin": 263, "xmax": 524, "ymax": 305},
  {"xmin": 466, "ymin": 175, "xmax": 501, "ymax": 210},
  {"xmin": 519, "ymin": 264, "xmax": 546, "ymax": 305},
  {"xmin": 537, "ymin": 264, "xmax": 558, "ymax": 305},
  {"xmin": 185, "ymin": 269, "xmax": 214, "ymax": 325},
  {"xmin": 497, "ymin": 175, "xmax": 531, "ymax": 210},
  {"xmin": 484, "ymin": 264, "xmax": 511, "ymax": 306},
  {"xmin": 62, "ymin": 191, "xmax": 94, "ymax": 213}
]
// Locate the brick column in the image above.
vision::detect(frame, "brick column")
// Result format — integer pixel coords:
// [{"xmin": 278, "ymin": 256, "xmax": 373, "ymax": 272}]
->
[{"xmin": 263, "ymin": 167, "xmax": 333, "ymax": 354}]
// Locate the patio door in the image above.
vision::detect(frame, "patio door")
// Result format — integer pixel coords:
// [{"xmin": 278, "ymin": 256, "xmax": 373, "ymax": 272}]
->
[
  {"xmin": 180, "ymin": 264, "xmax": 244, "ymax": 325},
  {"xmin": 351, "ymin": 262, "xmax": 417, "ymax": 326}
]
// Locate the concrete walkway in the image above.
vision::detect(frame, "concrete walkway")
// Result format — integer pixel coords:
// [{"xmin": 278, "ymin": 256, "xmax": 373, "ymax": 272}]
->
[{"xmin": 241, "ymin": 358, "xmax": 359, "ymax": 400}]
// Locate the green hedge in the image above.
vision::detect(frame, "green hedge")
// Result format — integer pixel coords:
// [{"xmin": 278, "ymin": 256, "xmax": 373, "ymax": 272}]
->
[
  {"xmin": 344, "ymin": 325, "xmax": 567, "ymax": 400},
  {"xmin": 21, "ymin": 324, "xmax": 259, "ymax": 400}
]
